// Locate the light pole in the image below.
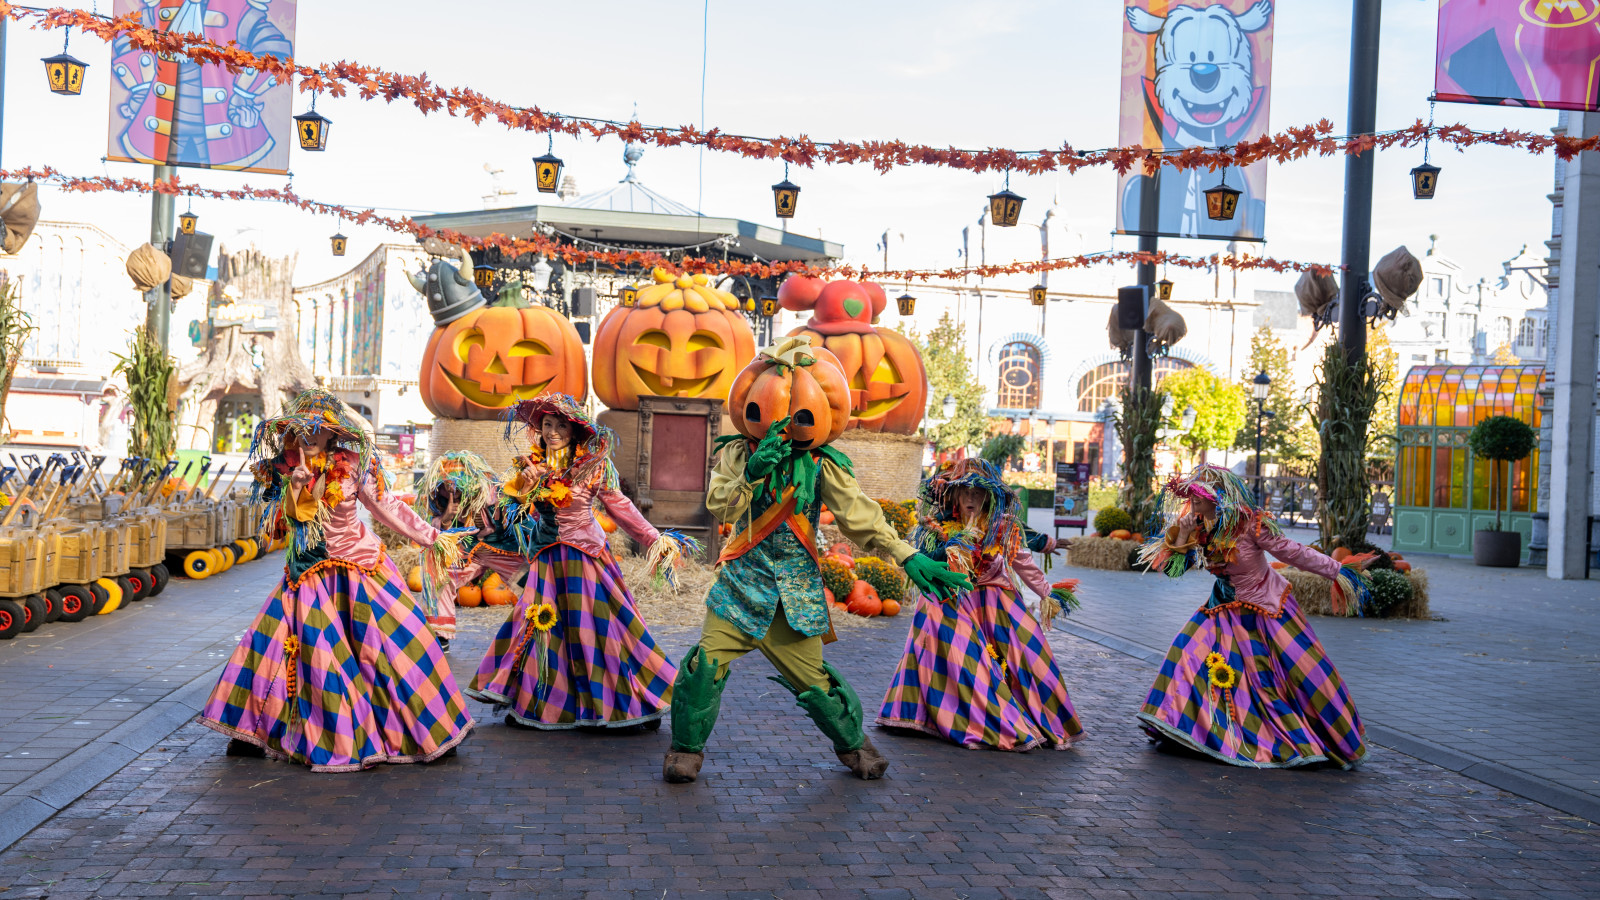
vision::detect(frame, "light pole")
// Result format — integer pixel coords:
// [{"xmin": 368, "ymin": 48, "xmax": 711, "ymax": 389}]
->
[{"xmin": 1251, "ymin": 370, "xmax": 1274, "ymax": 506}]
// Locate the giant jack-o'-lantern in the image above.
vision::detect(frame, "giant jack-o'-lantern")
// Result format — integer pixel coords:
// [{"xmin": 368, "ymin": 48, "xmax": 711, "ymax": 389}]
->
[
  {"xmin": 727, "ymin": 337, "xmax": 852, "ymax": 450},
  {"xmin": 420, "ymin": 304, "xmax": 588, "ymax": 419},
  {"xmin": 593, "ymin": 267, "xmax": 755, "ymax": 410},
  {"xmin": 781, "ymin": 277, "xmax": 929, "ymax": 434}
]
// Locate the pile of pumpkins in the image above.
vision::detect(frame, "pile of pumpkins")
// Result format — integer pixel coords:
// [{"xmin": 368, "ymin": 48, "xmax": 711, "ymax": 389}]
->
[
  {"xmin": 821, "ymin": 542, "xmax": 903, "ymax": 618},
  {"xmin": 404, "ymin": 567, "xmax": 519, "ymax": 607},
  {"xmin": 1103, "ymin": 528, "xmax": 1145, "ymax": 542},
  {"xmin": 1269, "ymin": 546, "xmax": 1412, "ymax": 573}
]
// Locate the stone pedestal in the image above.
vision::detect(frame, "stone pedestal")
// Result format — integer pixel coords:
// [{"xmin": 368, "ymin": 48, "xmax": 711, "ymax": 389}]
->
[{"xmin": 430, "ymin": 417, "xmax": 517, "ymax": 472}]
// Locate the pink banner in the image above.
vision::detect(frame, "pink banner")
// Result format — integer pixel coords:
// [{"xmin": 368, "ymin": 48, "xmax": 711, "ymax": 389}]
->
[
  {"xmin": 1435, "ymin": 0, "xmax": 1600, "ymax": 112},
  {"xmin": 1114, "ymin": 0, "xmax": 1275, "ymax": 241},
  {"xmin": 106, "ymin": 0, "xmax": 298, "ymax": 174}
]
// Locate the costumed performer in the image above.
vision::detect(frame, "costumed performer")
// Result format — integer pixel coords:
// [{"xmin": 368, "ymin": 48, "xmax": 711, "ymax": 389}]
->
[
  {"xmin": 663, "ymin": 337, "xmax": 971, "ymax": 783},
  {"xmin": 1134, "ymin": 464, "xmax": 1371, "ymax": 769},
  {"xmin": 417, "ymin": 450, "xmax": 530, "ymax": 651},
  {"xmin": 198, "ymin": 389, "xmax": 475, "ymax": 771},
  {"xmin": 877, "ymin": 459, "xmax": 1085, "ymax": 751},
  {"xmin": 464, "ymin": 394, "xmax": 694, "ymax": 731}
]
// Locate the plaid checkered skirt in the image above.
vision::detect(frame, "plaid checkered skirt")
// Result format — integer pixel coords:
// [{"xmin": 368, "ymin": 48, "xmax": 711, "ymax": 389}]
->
[
  {"xmin": 1138, "ymin": 593, "xmax": 1367, "ymax": 769},
  {"xmin": 877, "ymin": 586, "xmax": 1084, "ymax": 751},
  {"xmin": 464, "ymin": 543, "xmax": 677, "ymax": 729},
  {"xmin": 197, "ymin": 557, "xmax": 475, "ymax": 772}
]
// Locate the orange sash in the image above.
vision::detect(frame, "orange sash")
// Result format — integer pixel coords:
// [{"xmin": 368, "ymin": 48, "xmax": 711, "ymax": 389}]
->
[{"xmin": 716, "ymin": 487, "xmax": 836, "ymax": 644}]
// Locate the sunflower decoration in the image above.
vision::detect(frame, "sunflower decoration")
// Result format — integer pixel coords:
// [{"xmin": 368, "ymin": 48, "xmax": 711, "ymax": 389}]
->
[
  {"xmin": 529, "ymin": 602, "xmax": 559, "ymax": 633},
  {"xmin": 1204, "ymin": 651, "xmax": 1226, "ymax": 669},
  {"xmin": 986, "ymin": 643, "xmax": 1010, "ymax": 681},
  {"xmin": 1208, "ymin": 660, "xmax": 1239, "ymax": 690}
]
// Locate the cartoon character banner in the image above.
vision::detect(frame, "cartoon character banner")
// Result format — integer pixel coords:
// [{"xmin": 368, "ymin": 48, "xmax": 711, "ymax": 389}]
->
[
  {"xmin": 106, "ymin": 0, "xmax": 298, "ymax": 174},
  {"xmin": 1115, "ymin": 0, "xmax": 1274, "ymax": 241},
  {"xmin": 1434, "ymin": 0, "xmax": 1600, "ymax": 112}
]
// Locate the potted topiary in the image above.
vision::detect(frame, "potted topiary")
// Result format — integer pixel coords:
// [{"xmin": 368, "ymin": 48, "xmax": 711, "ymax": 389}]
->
[{"xmin": 1466, "ymin": 415, "xmax": 1536, "ymax": 568}]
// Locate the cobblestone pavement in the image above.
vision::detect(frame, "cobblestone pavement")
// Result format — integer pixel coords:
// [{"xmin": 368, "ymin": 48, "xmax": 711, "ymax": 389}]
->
[
  {"xmin": 2, "ymin": 589, "xmax": 1598, "ymax": 899},
  {"xmin": 1039, "ymin": 517, "xmax": 1600, "ymax": 815}
]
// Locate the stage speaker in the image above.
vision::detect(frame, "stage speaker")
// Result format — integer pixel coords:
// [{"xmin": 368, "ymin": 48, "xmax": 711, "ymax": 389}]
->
[
  {"xmin": 569, "ymin": 287, "xmax": 596, "ymax": 317},
  {"xmin": 170, "ymin": 231, "xmax": 213, "ymax": 280},
  {"xmin": 574, "ymin": 321, "xmax": 592, "ymax": 344},
  {"xmin": 1117, "ymin": 284, "xmax": 1149, "ymax": 331}
]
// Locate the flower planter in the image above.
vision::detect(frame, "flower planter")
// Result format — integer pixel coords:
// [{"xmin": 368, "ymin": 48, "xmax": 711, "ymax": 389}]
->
[{"xmin": 1472, "ymin": 529, "xmax": 1521, "ymax": 568}]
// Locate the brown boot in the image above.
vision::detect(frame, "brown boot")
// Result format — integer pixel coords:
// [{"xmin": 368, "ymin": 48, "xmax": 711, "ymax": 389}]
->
[
  {"xmin": 663, "ymin": 750, "xmax": 705, "ymax": 783},
  {"xmin": 835, "ymin": 734, "xmax": 889, "ymax": 780}
]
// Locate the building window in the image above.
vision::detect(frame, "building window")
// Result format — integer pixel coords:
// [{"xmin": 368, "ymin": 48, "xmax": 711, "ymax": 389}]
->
[
  {"xmin": 1491, "ymin": 317, "xmax": 1512, "ymax": 348},
  {"xmin": 1540, "ymin": 319, "xmax": 1549, "ymax": 353},
  {"xmin": 1455, "ymin": 313, "xmax": 1477, "ymax": 343},
  {"xmin": 1435, "ymin": 349, "xmax": 1450, "ymax": 363},
  {"xmin": 1075, "ymin": 358, "xmax": 1195, "ymax": 412},
  {"xmin": 1517, "ymin": 317, "xmax": 1535, "ymax": 347},
  {"xmin": 1424, "ymin": 311, "xmax": 1446, "ymax": 339},
  {"xmin": 996, "ymin": 341, "xmax": 1043, "ymax": 409},
  {"xmin": 1412, "ymin": 354, "xmax": 1428, "ymax": 362},
  {"xmin": 1429, "ymin": 276, "xmax": 1447, "ymax": 298}
]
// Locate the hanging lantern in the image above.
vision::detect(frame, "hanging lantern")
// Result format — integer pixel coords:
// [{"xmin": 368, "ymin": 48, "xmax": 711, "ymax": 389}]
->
[
  {"xmin": 619, "ymin": 283, "xmax": 639, "ymax": 308},
  {"xmin": 987, "ymin": 188, "xmax": 1024, "ymax": 227},
  {"xmin": 1410, "ymin": 162, "xmax": 1441, "ymax": 200},
  {"xmin": 294, "ymin": 108, "xmax": 331, "ymax": 151},
  {"xmin": 1029, "ymin": 284, "xmax": 1047, "ymax": 307},
  {"xmin": 1155, "ymin": 278, "xmax": 1173, "ymax": 301},
  {"xmin": 177, "ymin": 211, "xmax": 198, "ymax": 236},
  {"xmin": 759, "ymin": 296, "xmax": 779, "ymax": 317},
  {"xmin": 330, "ymin": 232, "xmax": 348, "ymax": 257},
  {"xmin": 742, "ymin": 295, "xmax": 757, "ymax": 313},
  {"xmin": 473, "ymin": 264, "xmax": 496, "ymax": 290},
  {"xmin": 896, "ymin": 293, "xmax": 916, "ymax": 316},
  {"xmin": 1204, "ymin": 168, "xmax": 1241, "ymax": 221},
  {"xmin": 41, "ymin": 51, "xmax": 89, "ymax": 96},
  {"xmin": 533, "ymin": 134, "xmax": 563, "ymax": 193},
  {"xmin": 771, "ymin": 162, "xmax": 800, "ymax": 219}
]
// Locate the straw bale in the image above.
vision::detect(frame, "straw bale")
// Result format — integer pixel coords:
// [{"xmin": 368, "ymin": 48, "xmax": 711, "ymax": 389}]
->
[
  {"xmin": 1282, "ymin": 565, "xmax": 1431, "ymax": 619},
  {"xmin": 833, "ymin": 431, "xmax": 923, "ymax": 501},
  {"xmin": 430, "ymin": 417, "xmax": 517, "ymax": 472},
  {"xmin": 1066, "ymin": 536, "xmax": 1137, "ymax": 571}
]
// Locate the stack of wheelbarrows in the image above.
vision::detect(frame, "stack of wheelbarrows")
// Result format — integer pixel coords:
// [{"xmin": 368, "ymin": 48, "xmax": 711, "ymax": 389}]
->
[{"xmin": 0, "ymin": 452, "xmax": 281, "ymax": 639}]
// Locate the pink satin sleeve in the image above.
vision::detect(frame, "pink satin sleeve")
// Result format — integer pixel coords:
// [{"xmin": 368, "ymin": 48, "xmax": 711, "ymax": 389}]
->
[
  {"xmin": 598, "ymin": 487, "xmax": 660, "ymax": 548},
  {"xmin": 359, "ymin": 475, "xmax": 439, "ymax": 547},
  {"xmin": 1254, "ymin": 528, "xmax": 1342, "ymax": 581},
  {"xmin": 1008, "ymin": 546, "xmax": 1053, "ymax": 602}
]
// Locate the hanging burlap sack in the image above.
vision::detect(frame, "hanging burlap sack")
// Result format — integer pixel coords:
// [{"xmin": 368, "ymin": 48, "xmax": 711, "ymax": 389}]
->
[
  {"xmin": 1144, "ymin": 297, "xmax": 1187, "ymax": 352},
  {"xmin": 1295, "ymin": 268, "xmax": 1339, "ymax": 319},
  {"xmin": 126, "ymin": 243, "xmax": 173, "ymax": 292},
  {"xmin": 0, "ymin": 183, "xmax": 40, "ymax": 255},
  {"xmin": 1372, "ymin": 246, "xmax": 1422, "ymax": 314},
  {"xmin": 1107, "ymin": 306, "xmax": 1133, "ymax": 355},
  {"xmin": 169, "ymin": 273, "xmax": 194, "ymax": 300}
]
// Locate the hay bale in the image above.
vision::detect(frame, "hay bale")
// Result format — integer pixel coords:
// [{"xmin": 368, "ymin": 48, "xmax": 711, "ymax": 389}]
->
[
  {"xmin": 431, "ymin": 417, "xmax": 517, "ymax": 472},
  {"xmin": 1281, "ymin": 566, "xmax": 1431, "ymax": 619},
  {"xmin": 1066, "ymin": 536, "xmax": 1138, "ymax": 571},
  {"xmin": 833, "ymin": 431, "xmax": 924, "ymax": 501}
]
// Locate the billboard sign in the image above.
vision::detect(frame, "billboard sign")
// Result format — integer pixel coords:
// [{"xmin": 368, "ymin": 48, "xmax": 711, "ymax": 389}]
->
[{"xmin": 1434, "ymin": 0, "xmax": 1600, "ymax": 112}]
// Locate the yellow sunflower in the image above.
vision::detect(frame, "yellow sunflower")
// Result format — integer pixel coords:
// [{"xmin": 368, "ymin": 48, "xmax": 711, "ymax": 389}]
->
[
  {"xmin": 283, "ymin": 635, "xmax": 300, "ymax": 656},
  {"xmin": 1204, "ymin": 652, "xmax": 1226, "ymax": 669},
  {"xmin": 1209, "ymin": 662, "xmax": 1239, "ymax": 689},
  {"xmin": 529, "ymin": 603, "xmax": 559, "ymax": 632},
  {"xmin": 986, "ymin": 643, "xmax": 1001, "ymax": 661}
]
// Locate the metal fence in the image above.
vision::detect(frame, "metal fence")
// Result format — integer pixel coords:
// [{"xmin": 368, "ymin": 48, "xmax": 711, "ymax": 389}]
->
[{"xmin": 1256, "ymin": 477, "xmax": 1395, "ymax": 534}]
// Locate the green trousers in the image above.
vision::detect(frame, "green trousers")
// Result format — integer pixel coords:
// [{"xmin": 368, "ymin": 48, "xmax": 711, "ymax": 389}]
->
[{"xmin": 694, "ymin": 606, "xmax": 830, "ymax": 692}]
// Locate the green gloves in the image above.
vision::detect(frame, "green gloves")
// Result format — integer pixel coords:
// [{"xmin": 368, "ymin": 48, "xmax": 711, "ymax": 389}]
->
[
  {"xmin": 744, "ymin": 416, "xmax": 792, "ymax": 482},
  {"xmin": 904, "ymin": 552, "xmax": 971, "ymax": 601}
]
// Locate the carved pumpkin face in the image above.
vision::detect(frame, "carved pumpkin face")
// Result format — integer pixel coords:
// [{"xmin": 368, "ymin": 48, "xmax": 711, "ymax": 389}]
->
[
  {"xmin": 727, "ymin": 338, "xmax": 851, "ymax": 450},
  {"xmin": 420, "ymin": 305, "xmax": 587, "ymax": 420},
  {"xmin": 790, "ymin": 326, "xmax": 929, "ymax": 434},
  {"xmin": 592, "ymin": 269, "xmax": 755, "ymax": 410}
]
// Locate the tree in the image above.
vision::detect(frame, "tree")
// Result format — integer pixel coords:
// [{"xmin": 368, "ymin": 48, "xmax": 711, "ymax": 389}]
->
[
  {"xmin": 904, "ymin": 312, "xmax": 986, "ymax": 453},
  {"xmin": 1233, "ymin": 326, "xmax": 1316, "ymax": 465},
  {"xmin": 1161, "ymin": 366, "xmax": 1246, "ymax": 463},
  {"xmin": 1366, "ymin": 325, "xmax": 1400, "ymax": 470}
]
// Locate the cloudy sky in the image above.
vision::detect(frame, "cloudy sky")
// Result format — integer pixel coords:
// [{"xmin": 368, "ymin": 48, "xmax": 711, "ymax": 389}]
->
[{"xmin": 0, "ymin": 0, "xmax": 1562, "ymax": 293}]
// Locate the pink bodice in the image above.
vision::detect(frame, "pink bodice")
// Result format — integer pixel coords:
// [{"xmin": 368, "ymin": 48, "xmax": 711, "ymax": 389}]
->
[
  {"xmin": 1204, "ymin": 525, "xmax": 1341, "ymax": 614},
  {"xmin": 319, "ymin": 472, "xmax": 440, "ymax": 568},
  {"xmin": 551, "ymin": 481, "xmax": 660, "ymax": 560},
  {"xmin": 971, "ymin": 546, "xmax": 1052, "ymax": 603}
]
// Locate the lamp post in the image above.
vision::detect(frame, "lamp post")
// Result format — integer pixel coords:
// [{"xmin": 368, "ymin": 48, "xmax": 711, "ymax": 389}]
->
[{"xmin": 1251, "ymin": 370, "xmax": 1273, "ymax": 506}]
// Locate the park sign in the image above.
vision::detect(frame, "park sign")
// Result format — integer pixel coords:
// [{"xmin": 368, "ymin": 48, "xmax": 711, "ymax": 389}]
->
[
  {"xmin": 1114, "ymin": 0, "xmax": 1276, "ymax": 241},
  {"xmin": 211, "ymin": 298, "xmax": 279, "ymax": 333},
  {"xmin": 1434, "ymin": 0, "xmax": 1600, "ymax": 112}
]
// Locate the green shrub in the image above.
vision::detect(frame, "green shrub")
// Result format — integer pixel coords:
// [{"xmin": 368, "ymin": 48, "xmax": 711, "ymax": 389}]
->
[
  {"xmin": 854, "ymin": 556, "xmax": 908, "ymax": 601},
  {"xmin": 1087, "ymin": 478, "xmax": 1119, "ymax": 511},
  {"xmin": 876, "ymin": 499, "xmax": 917, "ymax": 537},
  {"xmin": 1366, "ymin": 568, "xmax": 1414, "ymax": 617},
  {"xmin": 1094, "ymin": 507, "xmax": 1134, "ymax": 536},
  {"xmin": 819, "ymin": 557, "xmax": 855, "ymax": 601}
]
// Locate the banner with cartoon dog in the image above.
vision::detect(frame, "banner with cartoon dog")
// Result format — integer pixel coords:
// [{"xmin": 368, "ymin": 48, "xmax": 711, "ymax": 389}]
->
[
  {"xmin": 1434, "ymin": 0, "xmax": 1600, "ymax": 112},
  {"xmin": 1115, "ymin": 0, "xmax": 1274, "ymax": 241}
]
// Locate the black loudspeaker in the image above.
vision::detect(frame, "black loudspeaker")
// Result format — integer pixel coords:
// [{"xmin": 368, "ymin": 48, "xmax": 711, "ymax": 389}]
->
[
  {"xmin": 569, "ymin": 287, "xmax": 596, "ymax": 317},
  {"xmin": 1117, "ymin": 284, "xmax": 1149, "ymax": 331},
  {"xmin": 574, "ymin": 321, "xmax": 592, "ymax": 344},
  {"xmin": 170, "ymin": 231, "xmax": 213, "ymax": 279}
]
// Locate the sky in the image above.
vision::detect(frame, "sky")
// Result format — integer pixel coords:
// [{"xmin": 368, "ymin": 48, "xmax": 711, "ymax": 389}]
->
[{"xmin": 0, "ymin": 0, "xmax": 1565, "ymax": 294}]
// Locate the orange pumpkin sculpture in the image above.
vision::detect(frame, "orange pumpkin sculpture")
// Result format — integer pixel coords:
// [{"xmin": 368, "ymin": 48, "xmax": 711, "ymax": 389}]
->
[
  {"xmin": 727, "ymin": 336, "xmax": 852, "ymax": 450},
  {"xmin": 781, "ymin": 277, "xmax": 929, "ymax": 435},
  {"xmin": 419, "ymin": 302, "xmax": 588, "ymax": 420},
  {"xmin": 593, "ymin": 268, "xmax": 756, "ymax": 410}
]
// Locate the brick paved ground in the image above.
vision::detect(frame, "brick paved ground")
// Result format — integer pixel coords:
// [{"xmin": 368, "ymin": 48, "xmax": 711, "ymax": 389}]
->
[
  {"xmin": 1038, "ymin": 513, "xmax": 1600, "ymax": 811},
  {"xmin": 2, "ymin": 590, "xmax": 1598, "ymax": 899}
]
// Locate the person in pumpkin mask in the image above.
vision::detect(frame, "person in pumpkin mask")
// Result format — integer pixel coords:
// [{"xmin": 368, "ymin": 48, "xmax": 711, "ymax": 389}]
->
[
  {"xmin": 417, "ymin": 450, "xmax": 529, "ymax": 651},
  {"xmin": 1135, "ymin": 464, "xmax": 1371, "ymax": 769},
  {"xmin": 877, "ymin": 459, "xmax": 1085, "ymax": 751},
  {"xmin": 663, "ymin": 337, "xmax": 972, "ymax": 783},
  {"xmin": 197, "ymin": 389, "xmax": 475, "ymax": 771},
  {"xmin": 464, "ymin": 394, "xmax": 696, "ymax": 731}
]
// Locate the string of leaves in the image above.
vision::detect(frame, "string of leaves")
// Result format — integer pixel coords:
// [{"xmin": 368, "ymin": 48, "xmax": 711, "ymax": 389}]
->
[
  {"xmin": 1116, "ymin": 386, "xmax": 1167, "ymax": 532},
  {"xmin": 112, "ymin": 327, "xmax": 178, "ymax": 461},
  {"xmin": 0, "ymin": 276, "xmax": 36, "ymax": 440},
  {"xmin": 1312, "ymin": 345, "xmax": 1387, "ymax": 550}
]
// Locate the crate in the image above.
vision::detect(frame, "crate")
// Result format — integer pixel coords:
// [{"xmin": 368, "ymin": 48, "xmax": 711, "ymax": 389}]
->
[
  {"xmin": 100, "ymin": 522, "xmax": 131, "ymax": 577},
  {"xmin": 214, "ymin": 500, "xmax": 238, "ymax": 546},
  {"xmin": 165, "ymin": 506, "xmax": 216, "ymax": 549},
  {"xmin": 126, "ymin": 513, "xmax": 169, "ymax": 569},
  {"xmin": 50, "ymin": 525, "xmax": 102, "ymax": 584},
  {"xmin": 0, "ymin": 531, "xmax": 51, "ymax": 597}
]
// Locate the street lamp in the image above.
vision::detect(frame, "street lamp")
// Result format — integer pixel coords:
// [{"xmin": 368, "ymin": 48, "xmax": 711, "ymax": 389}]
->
[{"xmin": 1252, "ymin": 370, "xmax": 1273, "ymax": 505}]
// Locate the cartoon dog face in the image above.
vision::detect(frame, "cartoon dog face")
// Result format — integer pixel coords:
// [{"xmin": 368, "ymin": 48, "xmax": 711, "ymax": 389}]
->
[{"xmin": 1128, "ymin": 1, "xmax": 1270, "ymax": 144}]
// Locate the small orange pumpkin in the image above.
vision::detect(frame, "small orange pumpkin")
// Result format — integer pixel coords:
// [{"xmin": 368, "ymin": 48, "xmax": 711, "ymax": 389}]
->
[
  {"xmin": 727, "ymin": 337, "xmax": 852, "ymax": 450},
  {"xmin": 483, "ymin": 587, "xmax": 516, "ymax": 606},
  {"xmin": 879, "ymin": 598, "xmax": 901, "ymax": 617},
  {"xmin": 1331, "ymin": 546, "xmax": 1352, "ymax": 562},
  {"xmin": 406, "ymin": 566, "xmax": 424, "ymax": 592},
  {"xmin": 1270, "ymin": 561, "xmax": 1288, "ymax": 570},
  {"xmin": 457, "ymin": 584, "xmax": 484, "ymax": 608},
  {"xmin": 1393, "ymin": 560, "xmax": 1412, "ymax": 573},
  {"xmin": 596, "ymin": 509, "xmax": 618, "ymax": 533},
  {"xmin": 482, "ymin": 572, "xmax": 504, "ymax": 591},
  {"xmin": 846, "ymin": 580, "xmax": 882, "ymax": 617},
  {"xmin": 823, "ymin": 586, "xmax": 836, "ymax": 607},
  {"xmin": 820, "ymin": 508, "xmax": 836, "ymax": 525},
  {"xmin": 1109, "ymin": 529, "xmax": 1132, "ymax": 541}
]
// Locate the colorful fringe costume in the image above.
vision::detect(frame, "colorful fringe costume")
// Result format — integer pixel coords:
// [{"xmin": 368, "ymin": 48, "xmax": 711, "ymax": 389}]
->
[
  {"xmin": 465, "ymin": 394, "xmax": 693, "ymax": 730},
  {"xmin": 877, "ymin": 460, "xmax": 1085, "ymax": 751},
  {"xmin": 1134, "ymin": 465, "xmax": 1368, "ymax": 769},
  {"xmin": 418, "ymin": 451, "xmax": 529, "ymax": 643},
  {"xmin": 198, "ymin": 390, "xmax": 474, "ymax": 772}
]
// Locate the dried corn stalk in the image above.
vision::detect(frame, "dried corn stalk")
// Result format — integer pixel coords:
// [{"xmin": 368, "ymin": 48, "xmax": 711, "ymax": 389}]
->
[{"xmin": 113, "ymin": 327, "xmax": 178, "ymax": 461}]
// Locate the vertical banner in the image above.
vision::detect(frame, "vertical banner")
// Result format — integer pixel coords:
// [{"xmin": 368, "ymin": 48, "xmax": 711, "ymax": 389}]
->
[
  {"xmin": 106, "ymin": 0, "xmax": 298, "ymax": 174},
  {"xmin": 1115, "ymin": 0, "xmax": 1275, "ymax": 241},
  {"xmin": 1434, "ymin": 0, "xmax": 1600, "ymax": 112}
]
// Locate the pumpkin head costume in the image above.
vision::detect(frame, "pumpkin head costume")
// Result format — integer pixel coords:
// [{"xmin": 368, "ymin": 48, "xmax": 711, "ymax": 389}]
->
[{"xmin": 663, "ymin": 337, "xmax": 971, "ymax": 784}]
